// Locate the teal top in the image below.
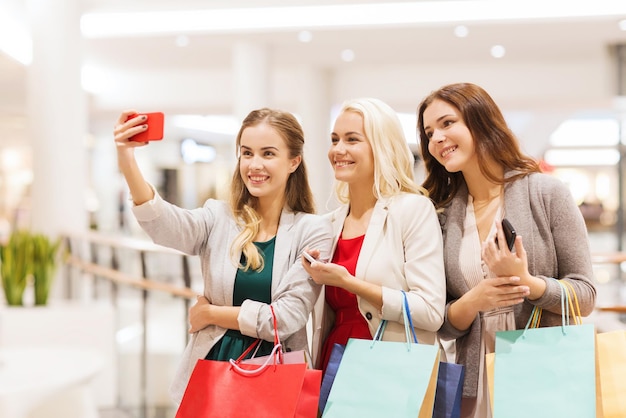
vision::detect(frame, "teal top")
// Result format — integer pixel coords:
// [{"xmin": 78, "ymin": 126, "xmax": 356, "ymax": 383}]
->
[{"xmin": 205, "ymin": 236, "xmax": 276, "ymax": 361}]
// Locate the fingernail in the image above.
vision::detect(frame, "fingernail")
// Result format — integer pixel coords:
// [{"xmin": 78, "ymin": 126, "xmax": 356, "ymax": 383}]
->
[{"xmin": 142, "ymin": 115, "xmax": 147, "ymax": 120}]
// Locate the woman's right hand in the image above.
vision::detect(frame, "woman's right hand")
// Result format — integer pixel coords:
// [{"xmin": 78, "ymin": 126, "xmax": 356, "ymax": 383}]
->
[
  {"xmin": 113, "ymin": 110, "xmax": 149, "ymax": 159},
  {"xmin": 466, "ymin": 276, "xmax": 530, "ymax": 313},
  {"xmin": 448, "ymin": 276, "xmax": 530, "ymax": 331},
  {"xmin": 112, "ymin": 110, "xmax": 155, "ymax": 205}
]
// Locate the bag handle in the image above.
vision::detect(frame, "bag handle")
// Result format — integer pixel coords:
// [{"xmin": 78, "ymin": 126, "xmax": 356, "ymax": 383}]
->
[
  {"xmin": 559, "ymin": 280, "xmax": 582, "ymax": 324},
  {"xmin": 524, "ymin": 280, "xmax": 581, "ymax": 336},
  {"xmin": 371, "ymin": 290, "xmax": 417, "ymax": 351},
  {"xmin": 229, "ymin": 304, "xmax": 283, "ymax": 375},
  {"xmin": 402, "ymin": 290, "xmax": 419, "ymax": 344},
  {"xmin": 229, "ymin": 343, "xmax": 284, "ymax": 376}
]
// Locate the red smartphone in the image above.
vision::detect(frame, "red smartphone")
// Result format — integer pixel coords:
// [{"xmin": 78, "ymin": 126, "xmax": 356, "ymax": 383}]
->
[{"xmin": 127, "ymin": 112, "xmax": 164, "ymax": 142}]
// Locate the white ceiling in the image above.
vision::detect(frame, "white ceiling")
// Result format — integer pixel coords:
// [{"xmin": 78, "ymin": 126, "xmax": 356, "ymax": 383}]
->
[{"xmin": 2, "ymin": 0, "xmax": 626, "ymax": 157}]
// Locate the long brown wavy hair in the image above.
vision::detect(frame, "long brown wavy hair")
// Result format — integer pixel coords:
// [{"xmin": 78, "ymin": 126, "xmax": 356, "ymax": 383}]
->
[
  {"xmin": 229, "ymin": 108, "xmax": 314, "ymax": 271},
  {"xmin": 417, "ymin": 83, "xmax": 540, "ymax": 209}
]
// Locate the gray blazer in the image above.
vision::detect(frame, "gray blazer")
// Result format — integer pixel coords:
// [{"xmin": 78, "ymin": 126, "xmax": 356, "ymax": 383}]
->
[
  {"xmin": 132, "ymin": 193, "xmax": 334, "ymax": 404},
  {"xmin": 438, "ymin": 172, "xmax": 596, "ymax": 397}
]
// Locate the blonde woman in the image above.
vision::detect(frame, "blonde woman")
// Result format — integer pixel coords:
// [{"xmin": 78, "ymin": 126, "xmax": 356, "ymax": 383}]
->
[
  {"xmin": 305, "ymin": 98, "xmax": 446, "ymax": 373},
  {"xmin": 113, "ymin": 107, "xmax": 333, "ymax": 405}
]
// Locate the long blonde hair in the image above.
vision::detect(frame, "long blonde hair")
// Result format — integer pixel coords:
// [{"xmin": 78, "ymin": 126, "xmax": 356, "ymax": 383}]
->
[
  {"xmin": 229, "ymin": 108, "xmax": 315, "ymax": 271},
  {"xmin": 333, "ymin": 98, "xmax": 425, "ymax": 204}
]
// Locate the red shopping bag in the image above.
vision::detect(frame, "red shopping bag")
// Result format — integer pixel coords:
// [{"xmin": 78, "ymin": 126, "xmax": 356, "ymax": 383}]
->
[
  {"xmin": 240, "ymin": 348, "xmax": 321, "ymax": 418},
  {"xmin": 297, "ymin": 367, "xmax": 322, "ymax": 418},
  {"xmin": 175, "ymin": 354, "xmax": 311, "ymax": 418},
  {"xmin": 175, "ymin": 306, "xmax": 321, "ymax": 418}
]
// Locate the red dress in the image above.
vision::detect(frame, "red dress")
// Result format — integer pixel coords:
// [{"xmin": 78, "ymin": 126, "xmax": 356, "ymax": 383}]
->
[{"xmin": 319, "ymin": 233, "xmax": 372, "ymax": 374}]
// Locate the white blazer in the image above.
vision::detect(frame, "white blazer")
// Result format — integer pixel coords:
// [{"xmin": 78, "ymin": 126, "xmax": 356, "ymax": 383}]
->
[
  {"xmin": 311, "ymin": 193, "xmax": 446, "ymax": 366},
  {"xmin": 132, "ymin": 194, "xmax": 334, "ymax": 404}
]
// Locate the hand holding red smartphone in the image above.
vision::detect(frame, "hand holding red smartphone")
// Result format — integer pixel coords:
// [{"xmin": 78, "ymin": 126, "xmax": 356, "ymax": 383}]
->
[{"xmin": 126, "ymin": 112, "xmax": 164, "ymax": 142}]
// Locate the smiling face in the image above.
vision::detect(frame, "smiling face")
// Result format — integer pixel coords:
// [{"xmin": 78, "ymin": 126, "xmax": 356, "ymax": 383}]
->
[
  {"xmin": 422, "ymin": 99, "xmax": 478, "ymax": 174},
  {"xmin": 238, "ymin": 122, "xmax": 301, "ymax": 205},
  {"xmin": 328, "ymin": 110, "xmax": 375, "ymax": 185}
]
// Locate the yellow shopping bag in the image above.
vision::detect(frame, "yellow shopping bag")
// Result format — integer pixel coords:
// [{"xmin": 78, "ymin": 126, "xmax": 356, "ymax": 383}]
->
[{"xmin": 596, "ymin": 330, "xmax": 626, "ymax": 417}]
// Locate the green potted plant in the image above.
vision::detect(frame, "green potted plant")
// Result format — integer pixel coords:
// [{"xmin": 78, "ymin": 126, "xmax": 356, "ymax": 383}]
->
[
  {"xmin": 31, "ymin": 233, "xmax": 61, "ymax": 306},
  {"xmin": 0, "ymin": 230, "xmax": 61, "ymax": 306},
  {"xmin": 0, "ymin": 230, "xmax": 34, "ymax": 306}
]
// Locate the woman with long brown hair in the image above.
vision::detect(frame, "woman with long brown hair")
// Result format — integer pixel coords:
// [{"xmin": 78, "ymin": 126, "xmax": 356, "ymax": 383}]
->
[{"xmin": 417, "ymin": 83, "xmax": 596, "ymax": 418}]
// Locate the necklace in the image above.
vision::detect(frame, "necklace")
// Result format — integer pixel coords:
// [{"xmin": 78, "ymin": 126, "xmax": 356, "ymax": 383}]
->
[{"xmin": 472, "ymin": 189, "xmax": 503, "ymax": 244}]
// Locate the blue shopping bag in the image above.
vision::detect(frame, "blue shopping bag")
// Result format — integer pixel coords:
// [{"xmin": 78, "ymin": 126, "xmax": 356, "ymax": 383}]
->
[
  {"xmin": 318, "ymin": 343, "xmax": 345, "ymax": 413},
  {"xmin": 433, "ymin": 360, "xmax": 464, "ymax": 418}
]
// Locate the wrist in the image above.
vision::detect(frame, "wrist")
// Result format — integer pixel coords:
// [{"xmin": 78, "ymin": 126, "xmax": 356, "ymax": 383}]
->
[
  {"xmin": 204, "ymin": 304, "xmax": 214, "ymax": 326},
  {"xmin": 525, "ymin": 275, "xmax": 546, "ymax": 300},
  {"xmin": 459, "ymin": 288, "xmax": 481, "ymax": 315}
]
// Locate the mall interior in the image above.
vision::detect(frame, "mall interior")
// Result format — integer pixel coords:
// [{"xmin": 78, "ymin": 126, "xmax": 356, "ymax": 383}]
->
[{"xmin": 2, "ymin": 1, "xmax": 626, "ymax": 417}]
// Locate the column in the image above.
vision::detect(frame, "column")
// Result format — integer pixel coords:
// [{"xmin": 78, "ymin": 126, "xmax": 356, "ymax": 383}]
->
[
  {"xmin": 27, "ymin": 0, "xmax": 87, "ymax": 236},
  {"xmin": 297, "ymin": 67, "xmax": 335, "ymax": 213},
  {"xmin": 232, "ymin": 42, "xmax": 270, "ymax": 121}
]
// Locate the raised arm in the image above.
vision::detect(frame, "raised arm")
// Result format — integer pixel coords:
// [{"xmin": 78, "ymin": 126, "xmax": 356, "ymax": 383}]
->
[{"xmin": 113, "ymin": 110, "xmax": 154, "ymax": 205}]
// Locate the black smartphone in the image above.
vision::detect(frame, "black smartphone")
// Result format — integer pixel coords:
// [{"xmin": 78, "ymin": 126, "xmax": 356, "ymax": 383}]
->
[{"xmin": 500, "ymin": 218, "xmax": 517, "ymax": 251}]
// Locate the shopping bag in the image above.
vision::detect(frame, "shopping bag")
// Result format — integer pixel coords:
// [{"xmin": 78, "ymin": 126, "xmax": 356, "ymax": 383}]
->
[
  {"xmin": 175, "ymin": 305, "xmax": 321, "ymax": 418},
  {"xmin": 242, "ymin": 346, "xmax": 310, "ymax": 366},
  {"xmin": 485, "ymin": 352, "xmax": 495, "ymax": 410},
  {"xmin": 492, "ymin": 281, "xmax": 597, "ymax": 418},
  {"xmin": 596, "ymin": 330, "xmax": 626, "ymax": 417},
  {"xmin": 240, "ymin": 341, "xmax": 321, "ymax": 418},
  {"xmin": 318, "ymin": 343, "xmax": 345, "ymax": 414},
  {"xmin": 175, "ymin": 354, "xmax": 309, "ymax": 418},
  {"xmin": 297, "ymin": 367, "xmax": 323, "ymax": 418},
  {"xmin": 433, "ymin": 360, "xmax": 464, "ymax": 418},
  {"xmin": 323, "ymin": 291, "xmax": 440, "ymax": 418}
]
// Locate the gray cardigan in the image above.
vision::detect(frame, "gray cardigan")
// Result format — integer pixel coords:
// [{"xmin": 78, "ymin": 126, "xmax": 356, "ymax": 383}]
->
[
  {"xmin": 438, "ymin": 172, "xmax": 596, "ymax": 397},
  {"xmin": 132, "ymin": 193, "xmax": 334, "ymax": 404}
]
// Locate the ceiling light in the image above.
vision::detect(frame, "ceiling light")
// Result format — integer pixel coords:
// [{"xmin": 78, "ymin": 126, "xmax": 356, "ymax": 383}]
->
[
  {"xmin": 298, "ymin": 31, "xmax": 313, "ymax": 43},
  {"xmin": 341, "ymin": 49, "xmax": 355, "ymax": 62},
  {"xmin": 490, "ymin": 44, "xmax": 506, "ymax": 58},
  {"xmin": 81, "ymin": 1, "xmax": 626, "ymax": 38},
  {"xmin": 454, "ymin": 25, "xmax": 469, "ymax": 38},
  {"xmin": 175, "ymin": 35, "xmax": 190, "ymax": 47}
]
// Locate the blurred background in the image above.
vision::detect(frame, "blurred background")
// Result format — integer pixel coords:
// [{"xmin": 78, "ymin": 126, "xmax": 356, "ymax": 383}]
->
[{"xmin": 1, "ymin": 1, "xmax": 626, "ymax": 417}]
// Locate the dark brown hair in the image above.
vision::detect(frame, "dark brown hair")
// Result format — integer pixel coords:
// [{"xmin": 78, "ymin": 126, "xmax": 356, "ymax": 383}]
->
[{"xmin": 417, "ymin": 83, "xmax": 540, "ymax": 209}]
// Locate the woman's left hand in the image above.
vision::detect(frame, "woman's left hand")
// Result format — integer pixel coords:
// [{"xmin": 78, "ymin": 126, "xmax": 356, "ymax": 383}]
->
[{"xmin": 481, "ymin": 221, "xmax": 530, "ymax": 279}]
